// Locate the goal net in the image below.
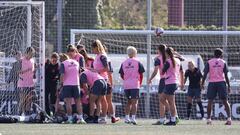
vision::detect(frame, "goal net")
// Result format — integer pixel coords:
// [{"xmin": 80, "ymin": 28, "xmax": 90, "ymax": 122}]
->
[
  {"xmin": 71, "ymin": 29, "xmax": 240, "ymax": 120},
  {"xmin": 0, "ymin": 1, "xmax": 45, "ymax": 115}
]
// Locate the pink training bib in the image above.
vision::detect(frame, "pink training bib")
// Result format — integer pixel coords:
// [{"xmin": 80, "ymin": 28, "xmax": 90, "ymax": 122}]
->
[
  {"xmin": 208, "ymin": 58, "xmax": 225, "ymax": 82},
  {"xmin": 17, "ymin": 57, "xmax": 35, "ymax": 88},
  {"xmin": 81, "ymin": 69, "xmax": 104, "ymax": 88},
  {"xmin": 93, "ymin": 53, "xmax": 109, "ymax": 80},
  {"xmin": 121, "ymin": 58, "xmax": 141, "ymax": 89},
  {"xmin": 62, "ymin": 59, "xmax": 80, "ymax": 86},
  {"xmin": 165, "ymin": 58, "xmax": 180, "ymax": 85}
]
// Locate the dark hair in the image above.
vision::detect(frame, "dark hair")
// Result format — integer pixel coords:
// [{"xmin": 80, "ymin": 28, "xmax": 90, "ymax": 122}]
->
[
  {"xmin": 166, "ymin": 47, "xmax": 176, "ymax": 68},
  {"xmin": 12, "ymin": 51, "xmax": 21, "ymax": 56},
  {"xmin": 158, "ymin": 44, "xmax": 167, "ymax": 64},
  {"xmin": 51, "ymin": 52, "xmax": 59, "ymax": 59},
  {"xmin": 25, "ymin": 47, "xmax": 35, "ymax": 54},
  {"xmin": 66, "ymin": 44, "xmax": 76, "ymax": 53},
  {"xmin": 214, "ymin": 48, "xmax": 223, "ymax": 58},
  {"xmin": 79, "ymin": 49, "xmax": 94, "ymax": 62},
  {"xmin": 76, "ymin": 44, "xmax": 84, "ymax": 50}
]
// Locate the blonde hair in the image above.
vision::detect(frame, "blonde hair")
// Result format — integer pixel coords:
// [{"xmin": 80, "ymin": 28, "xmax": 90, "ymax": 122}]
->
[
  {"xmin": 59, "ymin": 53, "xmax": 69, "ymax": 62},
  {"xmin": 127, "ymin": 46, "xmax": 137, "ymax": 58},
  {"xmin": 188, "ymin": 60, "xmax": 195, "ymax": 66},
  {"xmin": 91, "ymin": 39, "xmax": 106, "ymax": 54}
]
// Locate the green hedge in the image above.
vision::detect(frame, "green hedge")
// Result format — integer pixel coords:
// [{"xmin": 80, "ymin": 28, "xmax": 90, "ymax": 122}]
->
[{"xmin": 96, "ymin": 25, "xmax": 240, "ymax": 31}]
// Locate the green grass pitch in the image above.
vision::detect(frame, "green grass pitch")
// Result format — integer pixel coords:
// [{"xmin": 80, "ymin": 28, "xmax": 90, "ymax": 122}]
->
[{"xmin": 0, "ymin": 119, "xmax": 239, "ymax": 135}]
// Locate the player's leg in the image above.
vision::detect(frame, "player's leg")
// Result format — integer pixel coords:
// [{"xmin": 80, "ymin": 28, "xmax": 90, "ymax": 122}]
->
[
  {"xmin": 129, "ymin": 89, "xmax": 139, "ymax": 125},
  {"xmin": 218, "ymin": 82, "xmax": 231, "ymax": 125},
  {"xmin": 18, "ymin": 88, "xmax": 24, "ymax": 115},
  {"xmin": 206, "ymin": 83, "xmax": 217, "ymax": 124},
  {"xmin": 106, "ymin": 83, "xmax": 120, "ymax": 123},
  {"xmin": 88, "ymin": 93, "xmax": 98, "ymax": 123},
  {"xmin": 73, "ymin": 86, "xmax": 86, "ymax": 124},
  {"xmin": 50, "ymin": 84, "xmax": 57, "ymax": 115},
  {"xmin": 45, "ymin": 85, "xmax": 51, "ymax": 115},
  {"xmin": 164, "ymin": 84, "xmax": 177, "ymax": 126},
  {"xmin": 62, "ymin": 86, "xmax": 74, "ymax": 123},
  {"xmin": 186, "ymin": 88, "xmax": 194, "ymax": 119},
  {"xmin": 195, "ymin": 89, "xmax": 204, "ymax": 119},
  {"xmin": 25, "ymin": 88, "xmax": 34, "ymax": 115},
  {"xmin": 124, "ymin": 90, "xmax": 132, "ymax": 124}
]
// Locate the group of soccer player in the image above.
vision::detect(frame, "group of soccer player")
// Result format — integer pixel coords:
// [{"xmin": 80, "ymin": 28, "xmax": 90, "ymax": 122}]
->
[{"xmin": 10, "ymin": 38, "xmax": 232, "ymax": 125}]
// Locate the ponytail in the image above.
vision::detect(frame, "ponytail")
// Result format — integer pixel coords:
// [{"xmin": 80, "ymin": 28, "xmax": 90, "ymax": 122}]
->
[{"xmin": 166, "ymin": 47, "xmax": 176, "ymax": 68}]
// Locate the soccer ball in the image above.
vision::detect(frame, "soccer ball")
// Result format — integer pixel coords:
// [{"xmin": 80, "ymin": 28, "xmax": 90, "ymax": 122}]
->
[{"xmin": 155, "ymin": 27, "xmax": 164, "ymax": 37}]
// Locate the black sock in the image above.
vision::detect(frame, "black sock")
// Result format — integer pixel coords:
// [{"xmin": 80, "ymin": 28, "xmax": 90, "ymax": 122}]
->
[
  {"xmin": 187, "ymin": 103, "xmax": 192, "ymax": 118},
  {"xmin": 197, "ymin": 101, "xmax": 204, "ymax": 118}
]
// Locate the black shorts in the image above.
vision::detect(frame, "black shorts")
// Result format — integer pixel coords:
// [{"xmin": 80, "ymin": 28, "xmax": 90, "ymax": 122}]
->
[
  {"xmin": 164, "ymin": 84, "xmax": 178, "ymax": 95},
  {"xmin": 124, "ymin": 89, "xmax": 140, "ymax": 99},
  {"xmin": 62, "ymin": 85, "xmax": 81, "ymax": 99},
  {"xmin": 158, "ymin": 78, "xmax": 165, "ymax": 94},
  {"xmin": 91, "ymin": 79, "xmax": 107, "ymax": 96},
  {"xmin": 187, "ymin": 88, "xmax": 201, "ymax": 98},
  {"xmin": 207, "ymin": 82, "xmax": 228, "ymax": 100}
]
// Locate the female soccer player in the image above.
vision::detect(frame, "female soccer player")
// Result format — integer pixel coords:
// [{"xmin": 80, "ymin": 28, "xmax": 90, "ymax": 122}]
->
[
  {"xmin": 77, "ymin": 45, "xmax": 95, "ymax": 68},
  {"xmin": 161, "ymin": 47, "xmax": 183, "ymax": 126},
  {"xmin": 119, "ymin": 46, "xmax": 145, "ymax": 125},
  {"xmin": 201, "ymin": 48, "xmax": 231, "ymax": 125},
  {"xmin": 67, "ymin": 44, "xmax": 85, "ymax": 68},
  {"xmin": 184, "ymin": 61, "xmax": 204, "ymax": 120},
  {"xmin": 80, "ymin": 69, "xmax": 107, "ymax": 123},
  {"xmin": 45, "ymin": 52, "xmax": 60, "ymax": 116},
  {"xmin": 59, "ymin": 53, "xmax": 86, "ymax": 124},
  {"xmin": 17, "ymin": 47, "xmax": 36, "ymax": 115},
  {"xmin": 148, "ymin": 44, "xmax": 170, "ymax": 125},
  {"xmin": 91, "ymin": 40, "xmax": 120, "ymax": 123}
]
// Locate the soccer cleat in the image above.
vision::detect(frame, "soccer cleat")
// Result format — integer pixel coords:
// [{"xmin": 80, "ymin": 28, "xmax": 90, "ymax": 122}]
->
[
  {"xmin": 185, "ymin": 117, "xmax": 190, "ymax": 120},
  {"xmin": 111, "ymin": 117, "xmax": 120, "ymax": 123},
  {"xmin": 152, "ymin": 121, "xmax": 165, "ymax": 125},
  {"xmin": 131, "ymin": 119, "xmax": 137, "ymax": 125},
  {"xmin": 124, "ymin": 119, "xmax": 131, "ymax": 124},
  {"xmin": 225, "ymin": 120, "xmax": 232, "ymax": 125},
  {"xmin": 64, "ymin": 119, "xmax": 73, "ymax": 124},
  {"xmin": 98, "ymin": 118, "xmax": 107, "ymax": 124},
  {"xmin": 164, "ymin": 121, "xmax": 176, "ymax": 126},
  {"xmin": 207, "ymin": 119, "xmax": 212, "ymax": 125},
  {"xmin": 176, "ymin": 117, "xmax": 180, "ymax": 124},
  {"xmin": 77, "ymin": 119, "xmax": 86, "ymax": 124}
]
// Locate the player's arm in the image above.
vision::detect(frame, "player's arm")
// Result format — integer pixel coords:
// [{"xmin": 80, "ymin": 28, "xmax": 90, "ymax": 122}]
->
[
  {"xmin": 107, "ymin": 61, "xmax": 113, "ymax": 86},
  {"xmin": 179, "ymin": 65, "xmax": 184, "ymax": 90},
  {"xmin": 80, "ymin": 73, "xmax": 89, "ymax": 92},
  {"xmin": 119, "ymin": 64, "xmax": 124, "ymax": 80},
  {"xmin": 148, "ymin": 58, "xmax": 159, "ymax": 84},
  {"xmin": 59, "ymin": 63, "xmax": 65, "ymax": 87},
  {"xmin": 223, "ymin": 63, "xmax": 231, "ymax": 93},
  {"xmin": 184, "ymin": 70, "xmax": 188, "ymax": 85},
  {"xmin": 199, "ymin": 70, "xmax": 203, "ymax": 90},
  {"xmin": 139, "ymin": 62, "xmax": 145, "ymax": 86},
  {"xmin": 201, "ymin": 63, "xmax": 209, "ymax": 89},
  {"xmin": 79, "ymin": 56, "xmax": 85, "ymax": 68}
]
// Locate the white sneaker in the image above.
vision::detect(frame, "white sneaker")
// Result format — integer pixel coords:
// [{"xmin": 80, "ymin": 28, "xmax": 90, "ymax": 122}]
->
[
  {"xmin": 98, "ymin": 118, "xmax": 107, "ymax": 124},
  {"xmin": 77, "ymin": 118, "xmax": 86, "ymax": 124},
  {"xmin": 207, "ymin": 119, "xmax": 212, "ymax": 125},
  {"xmin": 124, "ymin": 118, "xmax": 131, "ymax": 124},
  {"xmin": 131, "ymin": 119, "xmax": 137, "ymax": 125}
]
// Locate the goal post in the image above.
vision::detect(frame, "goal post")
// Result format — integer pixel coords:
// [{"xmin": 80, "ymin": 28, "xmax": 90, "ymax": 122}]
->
[
  {"xmin": 0, "ymin": 1, "xmax": 45, "ymax": 115},
  {"xmin": 70, "ymin": 29, "xmax": 240, "ymax": 120}
]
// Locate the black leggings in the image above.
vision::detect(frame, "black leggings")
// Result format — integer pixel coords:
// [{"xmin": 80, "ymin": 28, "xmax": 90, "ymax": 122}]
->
[{"xmin": 45, "ymin": 83, "xmax": 57, "ymax": 115}]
